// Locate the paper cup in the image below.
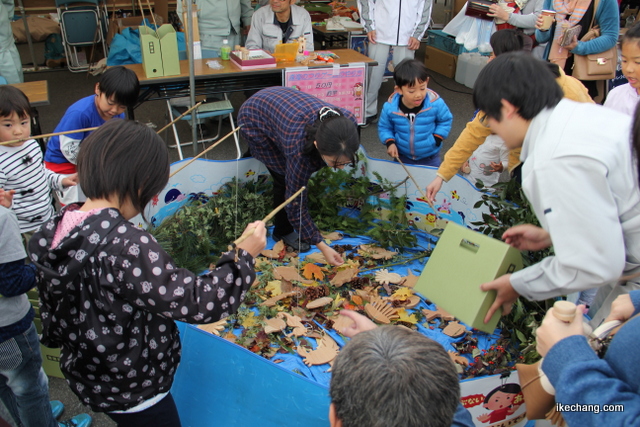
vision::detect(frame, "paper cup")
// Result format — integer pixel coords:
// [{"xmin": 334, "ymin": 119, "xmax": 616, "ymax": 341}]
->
[{"xmin": 539, "ymin": 10, "xmax": 555, "ymax": 30}]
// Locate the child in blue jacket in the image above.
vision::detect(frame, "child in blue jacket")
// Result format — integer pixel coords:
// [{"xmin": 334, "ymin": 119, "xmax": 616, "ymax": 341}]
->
[{"xmin": 378, "ymin": 59, "xmax": 453, "ymax": 166}]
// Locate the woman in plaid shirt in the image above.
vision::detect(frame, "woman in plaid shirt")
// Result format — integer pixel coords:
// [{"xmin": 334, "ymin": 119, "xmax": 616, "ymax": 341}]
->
[{"xmin": 238, "ymin": 87, "xmax": 359, "ymax": 265}]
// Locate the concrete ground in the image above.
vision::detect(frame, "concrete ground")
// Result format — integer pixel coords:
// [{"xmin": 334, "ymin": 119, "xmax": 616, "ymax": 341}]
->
[{"xmin": 9, "ymin": 40, "xmax": 478, "ymax": 427}]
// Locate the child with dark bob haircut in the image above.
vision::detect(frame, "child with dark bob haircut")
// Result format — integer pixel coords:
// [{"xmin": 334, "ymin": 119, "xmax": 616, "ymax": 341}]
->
[
  {"xmin": 0, "ymin": 85, "xmax": 77, "ymax": 234},
  {"xmin": 44, "ymin": 66, "xmax": 140, "ymax": 205},
  {"xmin": 378, "ymin": 58, "xmax": 453, "ymax": 166},
  {"xmin": 29, "ymin": 119, "xmax": 266, "ymax": 426}
]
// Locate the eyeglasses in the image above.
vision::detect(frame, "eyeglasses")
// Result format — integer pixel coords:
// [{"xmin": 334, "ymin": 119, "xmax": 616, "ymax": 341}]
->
[
  {"xmin": 321, "ymin": 155, "xmax": 353, "ymax": 170},
  {"xmin": 478, "ymin": 112, "xmax": 490, "ymax": 128}
]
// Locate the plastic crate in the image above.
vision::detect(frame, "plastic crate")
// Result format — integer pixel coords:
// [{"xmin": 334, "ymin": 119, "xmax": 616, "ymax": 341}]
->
[{"xmin": 425, "ymin": 29, "xmax": 489, "ymax": 56}]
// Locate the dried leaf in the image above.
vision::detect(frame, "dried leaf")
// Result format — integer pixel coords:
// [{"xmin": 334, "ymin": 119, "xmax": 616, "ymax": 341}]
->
[
  {"xmin": 351, "ymin": 295, "xmax": 363, "ymax": 306},
  {"xmin": 305, "ymin": 251, "xmax": 328, "ymax": 264},
  {"xmin": 223, "ymin": 332, "xmax": 237, "ymax": 343},
  {"xmin": 330, "ymin": 267, "xmax": 359, "ymax": 286},
  {"xmin": 358, "ymin": 244, "xmax": 398, "ymax": 260},
  {"xmin": 273, "ymin": 266, "xmax": 313, "ymax": 284},
  {"xmin": 331, "ymin": 296, "xmax": 346, "ymax": 311},
  {"xmin": 261, "ymin": 240, "xmax": 287, "ymax": 259},
  {"xmin": 391, "ymin": 288, "xmax": 413, "ymax": 301},
  {"xmin": 396, "ymin": 308, "xmax": 418, "ymax": 324},
  {"xmin": 241, "ymin": 312, "xmax": 259, "ymax": 329},
  {"xmin": 265, "ymin": 280, "xmax": 283, "ymax": 297},
  {"xmin": 303, "ymin": 263, "xmax": 325, "ymax": 281},
  {"xmin": 321, "ymin": 231, "xmax": 344, "ymax": 241}
]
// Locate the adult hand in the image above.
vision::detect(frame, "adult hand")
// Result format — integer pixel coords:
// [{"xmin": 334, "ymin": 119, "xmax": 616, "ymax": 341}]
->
[
  {"xmin": 535, "ymin": 15, "xmax": 547, "ymax": 31},
  {"xmin": 480, "ymin": 274, "xmax": 519, "ymax": 322},
  {"xmin": 565, "ymin": 35, "xmax": 579, "ymax": 51},
  {"xmin": 488, "ymin": 4, "xmax": 510, "ymax": 22},
  {"xmin": 408, "ymin": 37, "xmax": 421, "ymax": 51},
  {"xmin": 387, "ymin": 144, "xmax": 399, "ymax": 159},
  {"xmin": 502, "ymin": 224, "xmax": 552, "ymax": 251},
  {"xmin": 536, "ymin": 306, "xmax": 585, "ymax": 357},
  {"xmin": 0, "ymin": 188, "xmax": 15, "ymax": 208},
  {"xmin": 338, "ymin": 309, "xmax": 377, "ymax": 337},
  {"xmin": 489, "ymin": 161, "xmax": 504, "ymax": 173},
  {"xmin": 426, "ymin": 176, "xmax": 443, "ymax": 203},
  {"xmin": 236, "ymin": 221, "xmax": 267, "ymax": 258},
  {"xmin": 368, "ymin": 30, "xmax": 377, "ymax": 44},
  {"xmin": 62, "ymin": 173, "xmax": 78, "ymax": 188},
  {"xmin": 317, "ymin": 241, "xmax": 344, "ymax": 266},
  {"xmin": 604, "ymin": 294, "xmax": 635, "ymax": 323}
]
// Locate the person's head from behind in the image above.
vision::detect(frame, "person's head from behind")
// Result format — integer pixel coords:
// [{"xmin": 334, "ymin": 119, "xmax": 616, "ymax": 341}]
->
[
  {"xmin": 394, "ymin": 59, "xmax": 430, "ymax": 110},
  {"xmin": 0, "ymin": 86, "xmax": 32, "ymax": 147},
  {"xmin": 306, "ymin": 107, "xmax": 359, "ymax": 169},
  {"xmin": 489, "ymin": 29, "xmax": 525, "ymax": 60},
  {"xmin": 473, "ymin": 52, "xmax": 562, "ymax": 149},
  {"xmin": 94, "ymin": 66, "xmax": 140, "ymax": 121},
  {"xmin": 620, "ymin": 21, "xmax": 640, "ymax": 94},
  {"xmin": 77, "ymin": 120, "xmax": 169, "ymax": 220},
  {"xmin": 329, "ymin": 326, "xmax": 460, "ymax": 427}
]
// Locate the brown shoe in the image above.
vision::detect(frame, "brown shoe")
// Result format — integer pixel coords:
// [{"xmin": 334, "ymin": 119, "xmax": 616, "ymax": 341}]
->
[{"xmin": 46, "ymin": 58, "xmax": 67, "ymax": 68}]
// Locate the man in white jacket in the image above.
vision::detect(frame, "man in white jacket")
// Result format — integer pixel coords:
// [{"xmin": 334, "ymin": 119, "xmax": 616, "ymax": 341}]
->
[
  {"xmin": 358, "ymin": 0, "xmax": 432, "ymax": 126},
  {"xmin": 473, "ymin": 52, "xmax": 640, "ymax": 328}
]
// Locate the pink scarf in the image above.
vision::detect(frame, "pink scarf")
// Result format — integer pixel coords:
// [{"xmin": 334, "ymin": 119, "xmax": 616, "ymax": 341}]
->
[{"xmin": 548, "ymin": 0, "xmax": 592, "ymax": 67}]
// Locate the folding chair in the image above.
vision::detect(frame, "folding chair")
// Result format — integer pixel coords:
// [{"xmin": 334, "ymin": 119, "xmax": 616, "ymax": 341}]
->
[
  {"xmin": 55, "ymin": 0, "xmax": 107, "ymax": 72},
  {"xmin": 166, "ymin": 95, "xmax": 241, "ymax": 160}
]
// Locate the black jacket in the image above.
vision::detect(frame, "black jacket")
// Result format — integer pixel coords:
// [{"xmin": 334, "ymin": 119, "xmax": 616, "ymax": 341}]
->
[{"xmin": 29, "ymin": 205, "xmax": 256, "ymax": 412}]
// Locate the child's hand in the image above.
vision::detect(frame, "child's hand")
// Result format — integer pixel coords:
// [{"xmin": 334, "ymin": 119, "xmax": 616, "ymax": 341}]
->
[
  {"xmin": 237, "ymin": 221, "xmax": 267, "ymax": 258},
  {"xmin": 337, "ymin": 309, "xmax": 377, "ymax": 337},
  {"xmin": 62, "ymin": 173, "xmax": 78, "ymax": 188},
  {"xmin": 387, "ymin": 143, "xmax": 398, "ymax": 159},
  {"xmin": 460, "ymin": 160, "xmax": 470, "ymax": 174},
  {"xmin": 489, "ymin": 161, "xmax": 504, "ymax": 173},
  {"xmin": 0, "ymin": 188, "xmax": 16, "ymax": 208}
]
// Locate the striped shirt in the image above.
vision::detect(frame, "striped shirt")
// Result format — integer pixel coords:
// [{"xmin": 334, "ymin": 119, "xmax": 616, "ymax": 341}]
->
[
  {"xmin": 0, "ymin": 139, "xmax": 63, "ymax": 232},
  {"xmin": 238, "ymin": 87, "xmax": 357, "ymax": 245}
]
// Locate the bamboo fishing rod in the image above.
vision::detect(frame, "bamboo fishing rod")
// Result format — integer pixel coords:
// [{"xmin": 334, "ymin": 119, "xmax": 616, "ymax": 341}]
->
[
  {"xmin": 156, "ymin": 101, "xmax": 204, "ymax": 134},
  {"xmin": 394, "ymin": 156, "xmax": 440, "ymax": 219},
  {"xmin": 169, "ymin": 125, "xmax": 243, "ymax": 178},
  {"xmin": 0, "ymin": 102, "xmax": 205, "ymax": 147},
  {"xmin": 232, "ymin": 186, "xmax": 306, "ymax": 247}
]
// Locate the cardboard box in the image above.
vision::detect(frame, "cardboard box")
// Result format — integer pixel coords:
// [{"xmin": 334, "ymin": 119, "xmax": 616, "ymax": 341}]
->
[
  {"xmin": 414, "ymin": 222, "xmax": 523, "ymax": 333},
  {"xmin": 230, "ymin": 49, "xmax": 277, "ymax": 70},
  {"xmin": 424, "ymin": 46, "xmax": 457, "ymax": 79},
  {"xmin": 139, "ymin": 24, "xmax": 180, "ymax": 78}
]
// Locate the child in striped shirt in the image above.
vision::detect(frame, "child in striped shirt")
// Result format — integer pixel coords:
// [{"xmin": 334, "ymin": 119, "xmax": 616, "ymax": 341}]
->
[{"xmin": 0, "ymin": 86, "xmax": 77, "ymax": 234}]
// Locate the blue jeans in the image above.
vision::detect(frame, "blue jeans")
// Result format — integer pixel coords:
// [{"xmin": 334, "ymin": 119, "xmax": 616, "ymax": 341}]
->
[
  {"xmin": 0, "ymin": 323, "xmax": 56, "ymax": 427},
  {"xmin": 396, "ymin": 152, "xmax": 441, "ymax": 167}
]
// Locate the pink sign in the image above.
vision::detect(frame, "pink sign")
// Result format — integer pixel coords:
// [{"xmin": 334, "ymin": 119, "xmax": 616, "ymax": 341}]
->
[{"xmin": 284, "ymin": 64, "xmax": 366, "ymax": 124}]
